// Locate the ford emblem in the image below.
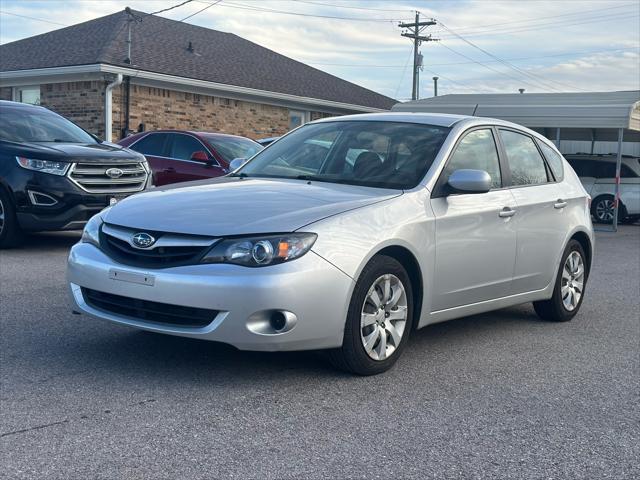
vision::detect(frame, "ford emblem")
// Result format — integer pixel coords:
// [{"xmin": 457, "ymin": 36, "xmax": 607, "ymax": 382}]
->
[
  {"xmin": 106, "ymin": 167, "xmax": 124, "ymax": 179},
  {"xmin": 132, "ymin": 232, "xmax": 156, "ymax": 249}
]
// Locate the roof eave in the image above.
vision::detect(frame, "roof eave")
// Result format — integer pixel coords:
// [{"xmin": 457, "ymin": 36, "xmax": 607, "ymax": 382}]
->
[{"xmin": 0, "ymin": 64, "xmax": 387, "ymax": 113}]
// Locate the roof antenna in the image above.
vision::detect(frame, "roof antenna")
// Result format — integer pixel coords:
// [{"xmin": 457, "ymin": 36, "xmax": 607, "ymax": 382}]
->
[{"xmin": 123, "ymin": 7, "xmax": 142, "ymax": 65}]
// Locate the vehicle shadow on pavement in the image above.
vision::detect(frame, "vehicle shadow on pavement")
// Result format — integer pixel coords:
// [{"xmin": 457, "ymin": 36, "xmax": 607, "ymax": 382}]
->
[
  {"xmin": 16, "ymin": 231, "xmax": 81, "ymax": 251},
  {"xmin": 62, "ymin": 303, "xmax": 542, "ymax": 383}
]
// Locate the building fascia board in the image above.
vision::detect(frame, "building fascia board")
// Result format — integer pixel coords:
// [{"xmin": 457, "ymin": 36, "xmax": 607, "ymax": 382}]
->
[{"xmin": 0, "ymin": 64, "xmax": 385, "ymax": 114}]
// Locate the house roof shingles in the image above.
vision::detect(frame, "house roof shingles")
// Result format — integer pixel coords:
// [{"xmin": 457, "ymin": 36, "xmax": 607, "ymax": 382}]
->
[{"xmin": 0, "ymin": 9, "xmax": 395, "ymax": 110}]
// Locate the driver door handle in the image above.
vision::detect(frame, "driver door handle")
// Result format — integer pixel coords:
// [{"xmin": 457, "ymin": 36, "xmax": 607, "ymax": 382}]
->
[
  {"xmin": 554, "ymin": 199, "xmax": 568, "ymax": 209},
  {"xmin": 499, "ymin": 207, "xmax": 516, "ymax": 218}
]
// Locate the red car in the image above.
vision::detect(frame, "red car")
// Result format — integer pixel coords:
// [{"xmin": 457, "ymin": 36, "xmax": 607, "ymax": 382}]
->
[{"xmin": 118, "ymin": 130, "xmax": 262, "ymax": 186}]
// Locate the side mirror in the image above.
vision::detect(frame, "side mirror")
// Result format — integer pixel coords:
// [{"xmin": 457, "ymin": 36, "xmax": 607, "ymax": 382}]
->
[
  {"xmin": 229, "ymin": 157, "xmax": 247, "ymax": 171},
  {"xmin": 447, "ymin": 169, "xmax": 492, "ymax": 194},
  {"xmin": 190, "ymin": 151, "xmax": 209, "ymax": 162}
]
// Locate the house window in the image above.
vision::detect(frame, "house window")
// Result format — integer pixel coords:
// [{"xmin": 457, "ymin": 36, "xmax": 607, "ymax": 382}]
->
[
  {"xmin": 289, "ymin": 110, "xmax": 309, "ymax": 130},
  {"xmin": 16, "ymin": 86, "xmax": 40, "ymax": 105}
]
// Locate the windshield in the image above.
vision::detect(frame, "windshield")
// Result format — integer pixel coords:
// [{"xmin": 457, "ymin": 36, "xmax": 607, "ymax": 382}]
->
[
  {"xmin": 0, "ymin": 107, "xmax": 96, "ymax": 143},
  {"xmin": 235, "ymin": 121, "xmax": 450, "ymax": 189},
  {"xmin": 201, "ymin": 134, "xmax": 263, "ymax": 162}
]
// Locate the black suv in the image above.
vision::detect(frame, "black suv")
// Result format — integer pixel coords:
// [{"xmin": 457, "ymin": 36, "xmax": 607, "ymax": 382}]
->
[{"xmin": 0, "ymin": 101, "xmax": 151, "ymax": 248}]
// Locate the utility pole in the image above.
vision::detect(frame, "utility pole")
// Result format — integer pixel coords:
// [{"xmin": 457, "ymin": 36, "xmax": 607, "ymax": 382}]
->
[{"xmin": 400, "ymin": 12, "xmax": 438, "ymax": 100}]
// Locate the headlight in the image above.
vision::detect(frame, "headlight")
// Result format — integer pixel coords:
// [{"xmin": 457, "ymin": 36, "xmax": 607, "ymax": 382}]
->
[
  {"xmin": 81, "ymin": 213, "xmax": 104, "ymax": 247},
  {"xmin": 16, "ymin": 157, "xmax": 70, "ymax": 176},
  {"xmin": 201, "ymin": 233, "xmax": 317, "ymax": 267}
]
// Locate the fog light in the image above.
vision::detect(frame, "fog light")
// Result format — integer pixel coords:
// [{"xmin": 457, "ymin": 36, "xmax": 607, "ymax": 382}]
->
[
  {"xmin": 28, "ymin": 190, "xmax": 58, "ymax": 206},
  {"xmin": 270, "ymin": 311, "xmax": 287, "ymax": 331}
]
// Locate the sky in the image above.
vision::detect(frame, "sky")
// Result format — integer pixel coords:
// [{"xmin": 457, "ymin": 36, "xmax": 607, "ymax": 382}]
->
[{"xmin": 0, "ymin": 0, "xmax": 639, "ymax": 100}]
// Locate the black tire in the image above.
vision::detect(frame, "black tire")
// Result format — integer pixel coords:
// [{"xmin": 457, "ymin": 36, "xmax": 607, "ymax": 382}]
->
[
  {"xmin": 533, "ymin": 239, "xmax": 588, "ymax": 322},
  {"xmin": 591, "ymin": 195, "xmax": 626, "ymax": 224},
  {"xmin": 0, "ymin": 188, "xmax": 23, "ymax": 249},
  {"xmin": 327, "ymin": 255, "xmax": 413, "ymax": 375}
]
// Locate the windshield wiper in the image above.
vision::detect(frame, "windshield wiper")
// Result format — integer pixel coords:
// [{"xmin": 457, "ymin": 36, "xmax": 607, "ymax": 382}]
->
[{"xmin": 228, "ymin": 172, "xmax": 249, "ymax": 178}]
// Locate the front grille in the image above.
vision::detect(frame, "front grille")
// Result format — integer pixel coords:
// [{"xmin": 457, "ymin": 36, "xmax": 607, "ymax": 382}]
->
[
  {"xmin": 69, "ymin": 162, "xmax": 148, "ymax": 193},
  {"xmin": 82, "ymin": 288, "xmax": 217, "ymax": 328},
  {"xmin": 100, "ymin": 223, "xmax": 216, "ymax": 269}
]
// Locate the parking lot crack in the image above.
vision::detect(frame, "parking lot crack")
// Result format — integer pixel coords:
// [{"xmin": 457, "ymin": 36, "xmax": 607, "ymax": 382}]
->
[{"xmin": 0, "ymin": 419, "xmax": 69, "ymax": 438}]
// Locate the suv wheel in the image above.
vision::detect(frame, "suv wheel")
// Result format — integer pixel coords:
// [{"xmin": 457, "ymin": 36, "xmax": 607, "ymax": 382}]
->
[
  {"xmin": 0, "ymin": 188, "xmax": 23, "ymax": 249},
  {"xmin": 327, "ymin": 255, "xmax": 413, "ymax": 375},
  {"xmin": 533, "ymin": 240, "xmax": 587, "ymax": 322},
  {"xmin": 592, "ymin": 195, "xmax": 626, "ymax": 224}
]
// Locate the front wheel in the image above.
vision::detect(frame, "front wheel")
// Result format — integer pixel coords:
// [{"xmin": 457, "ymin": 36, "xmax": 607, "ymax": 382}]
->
[
  {"xmin": 533, "ymin": 240, "xmax": 588, "ymax": 322},
  {"xmin": 0, "ymin": 188, "xmax": 23, "ymax": 249},
  {"xmin": 327, "ymin": 255, "xmax": 413, "ymax": 375}
]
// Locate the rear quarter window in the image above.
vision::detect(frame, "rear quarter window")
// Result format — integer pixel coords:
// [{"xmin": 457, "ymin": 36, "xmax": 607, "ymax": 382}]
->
[{"xmin": 536, "ymin": 140, "xmax": 564, "ymax": 182}]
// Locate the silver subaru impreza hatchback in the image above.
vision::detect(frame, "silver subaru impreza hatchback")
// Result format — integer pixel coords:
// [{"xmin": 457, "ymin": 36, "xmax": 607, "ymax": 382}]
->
[{"xmin": 68, "ymin": 113, "xmax": 594, "ymax": 375}]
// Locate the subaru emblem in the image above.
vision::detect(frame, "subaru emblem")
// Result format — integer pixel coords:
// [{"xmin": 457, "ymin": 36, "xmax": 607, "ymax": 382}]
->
[
  {"xmin": 132, "ymin": 232, "xmax": 156, "ymax": 249},
  {"xmin": 106, "ymin": 167, "xmax": 124, "ymax": 179}
]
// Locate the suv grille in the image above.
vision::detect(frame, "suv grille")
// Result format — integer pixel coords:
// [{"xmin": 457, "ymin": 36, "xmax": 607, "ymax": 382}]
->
[
  {"xmin": 82, "ymin": 288, "xmax": 217, "ymax": 328},
  {"xmin": 69, "ymin": 162, "xmax": 148, "ymax": 193},
  {"xmin": 100, "ymin": 223, "xmax": 217, "ymax": 269}
]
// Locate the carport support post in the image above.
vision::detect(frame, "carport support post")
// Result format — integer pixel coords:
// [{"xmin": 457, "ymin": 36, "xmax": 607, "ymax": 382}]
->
[
  {"xmin": 555, "ymin": 127, "xmax": 561, "ymax": 148},
  {"xmin": 612, "ymin": 128, "xmax": 624, "ymax": 231}
]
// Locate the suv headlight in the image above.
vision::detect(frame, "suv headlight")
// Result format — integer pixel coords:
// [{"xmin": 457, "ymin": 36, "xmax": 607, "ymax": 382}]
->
[
  {"xmin": 201, "ymin": 233, "xmax": 317, "ymax": 267},
  {"xmin": 16, "ymin": 157, "xmax": 70, "ymax": 176},
  {"xmin": 81, "ymin": 212, "xmax": 104, "ymax": 247}
]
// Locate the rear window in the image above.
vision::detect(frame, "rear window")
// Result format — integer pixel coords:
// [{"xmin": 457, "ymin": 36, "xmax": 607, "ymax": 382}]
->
[{"xmin": 130, "ymin": 133, "xmax": 168, "ymax": 156}]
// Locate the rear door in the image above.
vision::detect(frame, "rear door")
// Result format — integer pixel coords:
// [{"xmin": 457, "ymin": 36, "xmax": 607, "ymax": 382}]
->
[
  {"xmin": 498, "ymin": 129, "xmax": 567, "ymax": 294},
  {"xmin": 430, "ymin": 127, "xmax": 517, "ymax": 311},
  {"xmin": 165, "ymin": 133, "xmax": 225, "ymax": 183}
]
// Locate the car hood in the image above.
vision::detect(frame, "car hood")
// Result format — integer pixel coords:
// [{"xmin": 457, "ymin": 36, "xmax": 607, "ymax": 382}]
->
[
  {"xmin": 9, "ymin": 141, "xmax": 143, "ymax": 163},
  {"xmin": 103, "ymin": 177, "xmax": 401, "ymax": 236}
]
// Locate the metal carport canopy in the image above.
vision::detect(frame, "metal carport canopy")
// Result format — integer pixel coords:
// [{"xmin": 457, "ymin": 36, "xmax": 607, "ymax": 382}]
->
[
  {"xmin": 392, "ymin": 90, "xmax": 640, "ymax": 230},
  {"xmin": 391, "ymin": 91, "xmax": 640, "ymax": 130}
]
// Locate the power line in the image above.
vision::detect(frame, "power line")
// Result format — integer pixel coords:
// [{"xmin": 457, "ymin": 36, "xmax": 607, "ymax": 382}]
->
[
  {"xmin": 291, "ymin": 0, "xmax": 413, "ymax": 13},
  {"xmin": 394, "ymin": 46, "xmax": 414, "ymax": 99},
  {"xmin": 430, "ymin": 2, "xmax": 636, "ymax": 36},
  {"xmin": 204, "ymin": 0, "xmax": 411, "ymax": 22},
  {"xmin": 180, "ymin": 0, "xmax": 222, "ymax": 21},
  {"xmin": 434, "ymin": 11, "xmax": 639, "ymax": 39},
  {"xmin": 0, "ymin": 11, "xmax": 67, "ymax": 26},
  {"xmin": 437, "ymin": 21, "xmax": 587, "ymax": 91},
  {"xmin": 305, "ymin": 47, "xmax": 639, "ymax": 68},
  {"xmin": 149, "ymin": 0, "xmax": 194, "ymax": 16}
]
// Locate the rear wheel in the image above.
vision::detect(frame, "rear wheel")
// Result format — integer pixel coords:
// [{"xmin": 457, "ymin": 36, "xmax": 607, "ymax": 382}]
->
[
  {"xmin": 327, "ymin": 255, "xmax": 413, "ymax": 375},
  {"xmin": 0, "ymin": 188, "xmax": 22, "ymax": 249},
  {"xmin": 533, "ymin": 239, "xmax": 587, "ymax": 322}
]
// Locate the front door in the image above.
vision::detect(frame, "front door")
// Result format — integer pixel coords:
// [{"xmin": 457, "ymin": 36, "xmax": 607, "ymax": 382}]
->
[
  {"xmin": 430, "ymin": 128, "xmax": 517, "ymax": 311},
  {"xmin": 166, "ymin": 133, "xmax": 225, "ymax": 183}
]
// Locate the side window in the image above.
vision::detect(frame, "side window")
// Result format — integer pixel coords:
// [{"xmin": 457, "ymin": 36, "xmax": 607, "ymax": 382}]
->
[
  {"xmin": 537, "ymin": 141, "xmax": 564, "ymax": 181},
  {"xmin": 130, "ymin": 133, "xmax": 167, "ymax": 156},
  {"xmin": 443, "ymin": 129, "xmax": 502, "ymax": 189},
  {"xmin": 594, "ymin": 161, "xmax": 616, "ymax": 179},
  {"xmin": 621, "ymin": 164, "xmax": 638, "ymax": 178},
  {"xmin": 499, "ymin": 129, "xmax": 548, "ymax": 186},
  {"xmin": 169, "ymin": 134, "xmax": 208, "ymax": 161}
]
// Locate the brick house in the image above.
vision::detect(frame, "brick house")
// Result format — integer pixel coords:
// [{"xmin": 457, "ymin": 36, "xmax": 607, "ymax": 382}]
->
[{"xmin": 0, "ymin": 9, "xmax": 395, "ymax": 141}]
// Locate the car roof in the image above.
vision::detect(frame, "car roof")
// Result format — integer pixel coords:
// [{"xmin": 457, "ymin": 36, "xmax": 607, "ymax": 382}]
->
[
  {"xmin": 135, "ymin": 129, "xmax": 256, "ymax": 142},
  {"xmin": 310, "ymin": 111, "xmax": 545, "ymax": 132},
  {"xmin": 564, "ymin": 154, "xmax": 639, "ymax": 163}
]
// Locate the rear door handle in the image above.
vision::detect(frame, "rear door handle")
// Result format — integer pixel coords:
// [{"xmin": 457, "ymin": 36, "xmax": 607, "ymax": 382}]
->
[
  {"xmin": 554, "ymin": 199, "xmax": 567, "ymax": 209},
  {"xmin": 499, "ymin": 207, "xmax": 516, "ymax": 218}
]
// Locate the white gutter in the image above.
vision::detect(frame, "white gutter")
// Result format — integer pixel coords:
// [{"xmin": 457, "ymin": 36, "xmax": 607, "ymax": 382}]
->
[
  {"xmin": 0, "ymin": 64, "xmax": 388, "ymax": 113},
  {"xmin": 104, "ymin": 73, "xmax": 122, "ymax": 141}
]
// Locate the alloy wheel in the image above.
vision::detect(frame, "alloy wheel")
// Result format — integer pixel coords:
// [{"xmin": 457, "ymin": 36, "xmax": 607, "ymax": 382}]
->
[
  {"xmin": 0, "ymin": 197, "xmax": 5, "ymax": 236},
  {"xmin": 595, "ymin": 199, "xmax": 615, "ymax": 222},
  {"xmin": 360, "ymin": 274, "xmax": 408, "ymax": 361},
  {"xmin": 561, "ymin": 251, "xmax": 585, "ymax": 311}
]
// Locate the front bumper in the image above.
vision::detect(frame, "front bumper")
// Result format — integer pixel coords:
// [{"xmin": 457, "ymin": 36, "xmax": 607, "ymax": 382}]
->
[{"xmin": 67, "ymin": 242, "xmax": 354, "ymax": 351}]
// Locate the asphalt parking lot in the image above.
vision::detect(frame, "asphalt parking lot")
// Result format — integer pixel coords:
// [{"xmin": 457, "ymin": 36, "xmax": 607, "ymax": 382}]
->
[{"xmin": 1, "ymin": 227, "xmax": 638, "ymax": 479}]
